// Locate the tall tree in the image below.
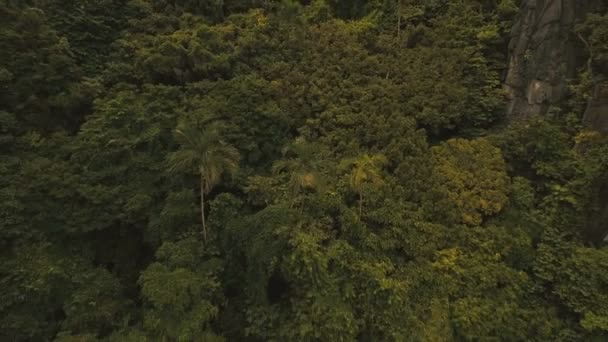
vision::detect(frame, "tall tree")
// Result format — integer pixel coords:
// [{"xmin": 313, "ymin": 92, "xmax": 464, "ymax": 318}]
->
[
  {"xmin": 272, "ymin": 137, "xmax": 328, "ymax": 208},
  {"xmin": 167, "ymin": 122, "xmax": 240, "ymax": 243},
  {"xmin": 339, "ymin": 153, "xmax": 388, "ymax": 217}
]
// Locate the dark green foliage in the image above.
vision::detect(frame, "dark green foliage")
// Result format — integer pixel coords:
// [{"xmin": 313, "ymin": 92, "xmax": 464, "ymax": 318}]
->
[
  {"xmin": 37, "ymin": 0, "xmax": 135, "ymax": 74},
  {"xmin": 576, "ymin": 12, "xmax": 608, "ymax": 76},
  {"xmin": 1, "ymin": 1, "xmax": 607, "ymax": 340},
  {"xmin": 0, "ymin": 2, "xmax": 89, "ymax": 131}
]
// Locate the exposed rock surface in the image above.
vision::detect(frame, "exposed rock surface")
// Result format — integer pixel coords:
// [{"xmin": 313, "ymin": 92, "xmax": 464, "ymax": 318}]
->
[
  {"xmin": 504, "ymin": 0, "xmax": 606, "ymax": 127},
  {"xmin": 583, "ymin": 81, "xmax": 608, "ymax": 133}
]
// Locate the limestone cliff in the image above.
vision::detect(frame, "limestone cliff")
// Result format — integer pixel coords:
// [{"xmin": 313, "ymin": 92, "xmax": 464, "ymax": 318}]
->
[{"xmin": 504, "ymin": 0, "xmax": 607, "ymax": 132}]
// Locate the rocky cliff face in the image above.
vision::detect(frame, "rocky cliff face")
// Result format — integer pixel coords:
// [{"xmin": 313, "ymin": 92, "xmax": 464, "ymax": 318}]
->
[
  {"xmin": 504, "ymin": 0, "xmax": 607, "ymax": 132},
  {"xmin": 583, "ymin": 79, "xmax": 608, "ymax": 133}
]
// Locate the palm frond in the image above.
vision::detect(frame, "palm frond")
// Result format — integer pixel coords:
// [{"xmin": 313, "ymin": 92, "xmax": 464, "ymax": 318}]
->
[
  {"xmin": 272, "ymin": 159, "xmax": 298, "ymax": 175},
  {"xmin": 167, "ymin": 149, "xmax": 200, "ymax": 174},
  {"xmin": 341, "ymin": 153, "xmax": 388, "ymax": 189}
]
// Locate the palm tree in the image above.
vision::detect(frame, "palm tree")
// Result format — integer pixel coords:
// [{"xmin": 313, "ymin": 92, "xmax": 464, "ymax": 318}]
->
[
  {"xmin": 272, "ymin": 137, "xmax": 326, "ymax": 208},
  {"xmin": 339, "ymin": 154, "xmax": 387, "ymax": 218},
  {"xmin": 167, "ymin": 122, "xmax": 239, "ymax": 243}
]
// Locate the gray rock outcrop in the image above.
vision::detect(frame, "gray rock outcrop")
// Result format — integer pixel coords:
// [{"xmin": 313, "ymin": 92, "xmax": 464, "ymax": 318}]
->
[{"xmin": 504, "ymin": 0, "xmax": 605, "ymax": 126}]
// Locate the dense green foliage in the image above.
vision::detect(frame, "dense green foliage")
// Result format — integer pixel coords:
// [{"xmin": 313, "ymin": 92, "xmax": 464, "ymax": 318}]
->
[{"xmin": 1, "ymin": 0, "xmax": 607, "ymax": 341}]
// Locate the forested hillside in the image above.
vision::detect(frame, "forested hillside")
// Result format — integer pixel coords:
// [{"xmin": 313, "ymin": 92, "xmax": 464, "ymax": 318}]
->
[{"xmin": 1, "ymin": 0, "xmax": 608, "ymax": 341}]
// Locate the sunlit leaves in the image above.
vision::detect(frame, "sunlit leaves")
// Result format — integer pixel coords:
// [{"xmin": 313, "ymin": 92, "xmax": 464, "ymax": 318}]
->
[{"xmin": 432, "ymin": 138, "xmax": 510, "ymax": 225}]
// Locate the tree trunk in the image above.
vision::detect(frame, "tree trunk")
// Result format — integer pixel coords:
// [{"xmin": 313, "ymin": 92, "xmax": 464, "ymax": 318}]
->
[
  {"xmin": 397, "ymin": 0, "xmax": 401, "ymax": 38},
  {"xmin": 359, "ymin": 191, "xmax": 363, "ymax": 219},
  {"xmin": 200, "ymin": 176, "xmax": 207, "ymax": 243}
]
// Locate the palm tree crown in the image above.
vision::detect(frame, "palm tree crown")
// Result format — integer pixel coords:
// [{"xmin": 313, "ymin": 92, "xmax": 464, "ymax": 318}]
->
[
  {"xmin": 339, "ymin": 153, "xmax": 388, "ymax": 217},
  {"xmin": 272, "ymin": 137, "xmax": 327, "ymax": 206},
  {"xmin": 168, "ymin": 123, "xmax": 240, "ymax": 192}
]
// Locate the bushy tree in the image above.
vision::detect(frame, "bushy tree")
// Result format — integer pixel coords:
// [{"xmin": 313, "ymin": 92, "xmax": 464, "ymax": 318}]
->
[{"xmin": 432, "ymin": 138, "xmax": 510, "ymax": 225}]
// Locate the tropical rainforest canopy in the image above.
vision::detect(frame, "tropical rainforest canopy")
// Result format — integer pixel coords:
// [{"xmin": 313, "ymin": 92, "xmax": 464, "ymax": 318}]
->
[{"xmin": 1, "ymin": 0, "xmax": 608, "ymax": 341}]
